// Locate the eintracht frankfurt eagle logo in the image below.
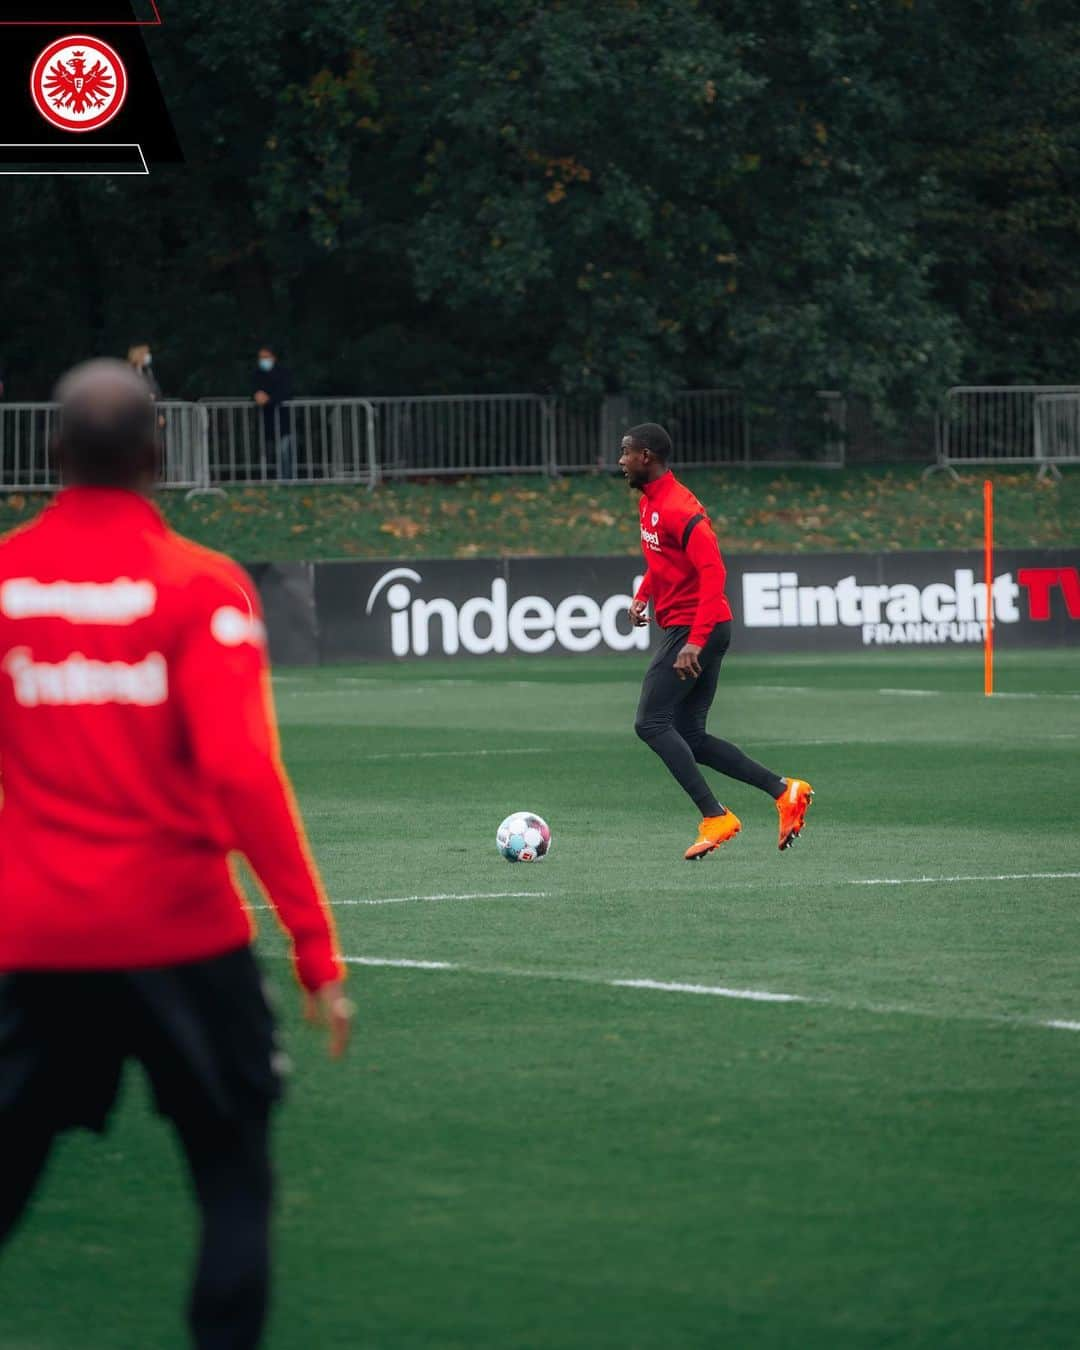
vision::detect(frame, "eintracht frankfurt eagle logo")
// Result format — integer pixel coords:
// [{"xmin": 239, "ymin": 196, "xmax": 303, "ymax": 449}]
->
[{"xmin": 31, "ymin": 35, "xmax": 128, "ymax": 133}]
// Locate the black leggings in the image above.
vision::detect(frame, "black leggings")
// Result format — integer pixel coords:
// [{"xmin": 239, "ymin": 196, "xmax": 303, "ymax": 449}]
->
[
  {"xmin": 0, "ymin": 1109, "xmax": 272, "ymax": 1350},
  {"xmin": 634, "ymin": 622, "xmax": 786, "ymax": 815}
]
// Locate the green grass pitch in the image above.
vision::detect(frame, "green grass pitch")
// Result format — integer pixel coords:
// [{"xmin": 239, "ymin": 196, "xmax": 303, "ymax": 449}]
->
[{"xmin": 2, "ymin": 647, "xmax": 1079, "ymax": 1349}]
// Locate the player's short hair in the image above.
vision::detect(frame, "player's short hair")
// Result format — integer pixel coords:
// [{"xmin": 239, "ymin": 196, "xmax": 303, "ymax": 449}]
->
[
  {"xmin": 625, "ymin": 423, "xmax": 672, "ymax": 462},
  {"xmin": 53, "ymin": 359, "xmax": 157, "ymax": 487}
]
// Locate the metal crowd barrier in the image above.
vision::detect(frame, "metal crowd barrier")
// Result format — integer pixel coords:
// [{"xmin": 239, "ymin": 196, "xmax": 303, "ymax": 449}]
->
[
  {"xmin": 930, "ymin": 385, "xmax": 1080, "ymax": 480},
  {"xmin": 365, "ymin": 393, "xmax": 548, "ymax": 478},
  {"xmin": 1033, "ymin": 393, "xmax": 1080, "ymax": 470},
  {"xmin": 549, "ymin": 389, "xmax": 750, "ymax": 472},
  {"xmin": 20, "ymin": 385, "xmax": 1077, "ymax": 489},
  {"xmin": 0, "ymin": 403, "xmax": 59, "ymax": 489},
  {"xmin": 199, "ymin": 398, "xmax": 377, "ymax": 487},
  {"xmin": 158, "ymin": 401, "xmax": 211, "ymax": 490},
  {"xmin": 0, "ymin": 400, "xmax": 210, "ymax": 493},
  {"xmin": 201, "ymin": 388, "xmax": 754, "ymax": 483}
]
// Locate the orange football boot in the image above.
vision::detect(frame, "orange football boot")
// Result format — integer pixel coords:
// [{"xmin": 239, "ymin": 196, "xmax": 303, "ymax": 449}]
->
[
  {"xmin": 684, "ymin": 810, "xmax": 742, "ymax": 861},
  {"xmin": 776, "ymin": 778, "xmax": 814, "ymax": 851}
]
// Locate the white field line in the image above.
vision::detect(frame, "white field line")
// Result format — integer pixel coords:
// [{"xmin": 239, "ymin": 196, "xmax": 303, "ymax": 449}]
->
[
  {"xmin": 611, "ymin": 978, "xmax": 805, "ymax": 1003},
  {"xmin": 746, "ymin": 685, "xmax": 1080, "ymax": 701},
  {"xmin": 742, "ymin": 685, "xmax": 817, "ymax": 695},
  {"xmin": 850, "ymin": 871, "xmax": 1080, "ymax": 887},
  {"xmin": 251, "ymin": 871, "xmax": 1079, "ymax": 913},
  {"xmin": 872, "ymin": 688, "xmax": 1080, "ymax": 700},
  {"xmin": 754, "ymin": 735, "xmax": 1078, "ymax": 746},
  {"xmin": 333, "ymin": 890, "xmax": 548, "ymax": 907},
  {"xmin": 338, "ymin": 953, "xmax": 1080, "ymax": 1033},
  {"xmin": 251, "ymin": 890, "xmax": 548, "ymax": 912},
  {"xmin": 347, "ymin": 956, "xmax": 456, "ymax": 970},
  {"xmin": 358, "ymin": 748, "xmax": 553, "ymax": 761},
  {"xmin": 989, "ymin": 691, "xmax": 1080, "ymax": 700}
]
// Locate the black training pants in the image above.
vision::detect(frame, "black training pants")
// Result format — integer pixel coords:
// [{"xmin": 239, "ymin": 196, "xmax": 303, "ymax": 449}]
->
[
  {"xmin": 0, "ymin": 950, "xmax": 280, "ymax": 1349},
  {"xmin": 634, "ymin": 621, "xmax": 786, "ymax": 815},
  {"xmin": 0, "ymin": 1109, "xmax": 272, "ymax": 1350}
]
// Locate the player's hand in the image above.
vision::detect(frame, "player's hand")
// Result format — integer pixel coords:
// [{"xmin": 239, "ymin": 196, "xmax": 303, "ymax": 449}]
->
[
  {"xmin": 304, "ymin": 979, "xmax": 354, "ymax": 1059},
  {"xmin": 673, "ymin": 643, "xmax": 703, "ymax": 680},
  {"xmin": 628, "ymin": 599, "xmax": 649, "ymax": 627}
]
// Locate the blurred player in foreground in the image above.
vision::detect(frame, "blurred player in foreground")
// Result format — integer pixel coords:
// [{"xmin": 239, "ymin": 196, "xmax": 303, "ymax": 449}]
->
[
  {"xmin": 620, "ymin": 423, "xmax": 813, "ymax": 859},
  {"xmin": 0, "ymin": 360, "xmax": 351, "ymax": 1348}
]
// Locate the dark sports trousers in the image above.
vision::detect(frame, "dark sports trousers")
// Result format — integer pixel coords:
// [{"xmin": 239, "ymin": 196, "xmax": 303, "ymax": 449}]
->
[
  {"xmin": 634, "ymin": 621, "xmax": 786, "ymax": 816},
  {"xmin": 0, "ymin": 946, "xmax": 283, "ymax": 1350}
]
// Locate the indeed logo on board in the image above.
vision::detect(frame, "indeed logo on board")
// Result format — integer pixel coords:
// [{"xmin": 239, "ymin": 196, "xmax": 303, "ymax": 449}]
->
[{"xmin": 365, "ymin": 568, "xmax": 649, "ymax": 657}]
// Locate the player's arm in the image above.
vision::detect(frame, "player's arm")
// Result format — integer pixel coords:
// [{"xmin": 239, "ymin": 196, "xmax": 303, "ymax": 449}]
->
[
  {"xmin": 674, "ymin": 517, "xmax": 728, "ymax": 679},
  {"xmin": 629, "ymin": 570, "xmax": 651, "ymax": 626},
  {"xmin": 173, "ymin": 571, "xmax": 350, "ymax": 1056}
]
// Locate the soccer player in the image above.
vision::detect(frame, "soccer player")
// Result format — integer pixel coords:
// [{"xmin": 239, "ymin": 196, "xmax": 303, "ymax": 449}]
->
[
  {"xmin": 0, "ymin": 360, "xmax": 351, "ymax": 1349},
  {"xmin": 620, "ymin": 423, "xmax": 813, "ymax": 859}
]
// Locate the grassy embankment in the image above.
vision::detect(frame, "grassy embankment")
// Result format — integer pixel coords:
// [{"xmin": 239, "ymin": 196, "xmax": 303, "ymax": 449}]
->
[{"xmin": 0, "ymin": 466, "xmax": 1075, "ymax": 560}]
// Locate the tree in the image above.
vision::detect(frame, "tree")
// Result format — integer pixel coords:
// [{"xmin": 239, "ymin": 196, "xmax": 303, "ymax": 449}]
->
[{"xmin": 0, "ymin": 0, "xmax": 1074, "ymax": 436}]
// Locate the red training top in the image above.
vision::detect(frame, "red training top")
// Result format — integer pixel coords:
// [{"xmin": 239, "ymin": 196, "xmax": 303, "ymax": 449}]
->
[
  {"xmin": 0, "ymin": 488, "xmax": 343, "ymax": 992},
  {"xmin": 633, "ymin": 470, "xmax": 732, "ymax": 645}
]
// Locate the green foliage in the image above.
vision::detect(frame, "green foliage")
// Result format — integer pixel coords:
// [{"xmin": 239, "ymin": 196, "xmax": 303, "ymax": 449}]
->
[{"xmin": 1, "ymin": 1, "xmax": 1077, "ymax": 419}]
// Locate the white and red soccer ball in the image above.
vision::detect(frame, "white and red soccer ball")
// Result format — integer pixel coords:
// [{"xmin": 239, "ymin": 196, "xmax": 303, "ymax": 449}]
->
[{"xmin": 496, "ymin": 812, "xmax": 552, "ymax": 863}]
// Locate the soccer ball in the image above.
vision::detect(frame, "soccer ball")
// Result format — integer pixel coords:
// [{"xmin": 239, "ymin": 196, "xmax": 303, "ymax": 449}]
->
[{"xmin": 496, "ymin": 812, "xmax": 552, "ymax": 863}]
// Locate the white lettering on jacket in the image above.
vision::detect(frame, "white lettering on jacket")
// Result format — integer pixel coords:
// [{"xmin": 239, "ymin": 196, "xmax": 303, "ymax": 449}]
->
[
  {"xmin": 3, "ymin": 647, "xmax": 168, "ymax": 707},
  {"xmin": 0, "ymin": 577, "xmax": 157, "ymax": 624},
  {"xmin": 210, "ymin": 606, "xmax": 267, "ymax": 648}
]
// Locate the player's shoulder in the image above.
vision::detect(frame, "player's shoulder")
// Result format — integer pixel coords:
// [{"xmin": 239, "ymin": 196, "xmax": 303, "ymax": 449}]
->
[
  {"xmin": 156, "ymin": 528, "xmax": 258, "ymax": 609},
  {"xmin": 0, "ymin": 502, "xmax": 58, "ymax": 566},
  {"xmin": 666, "ymin": 474, "xmax": 709, "ymax": 522}
]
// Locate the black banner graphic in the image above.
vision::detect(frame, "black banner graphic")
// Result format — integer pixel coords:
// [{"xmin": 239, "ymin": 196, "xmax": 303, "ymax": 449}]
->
[
  {"xmin": 0, "ymin": 0, "xmax": 180, "ymax": 171},
  {"xmin": 247, "ymin": 550, "xmax": 1080, "ymax": 665}
]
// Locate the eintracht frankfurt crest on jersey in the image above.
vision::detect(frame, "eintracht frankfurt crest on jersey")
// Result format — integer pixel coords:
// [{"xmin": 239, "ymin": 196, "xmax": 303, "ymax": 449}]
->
[{"xmin": 30, "ymin": 35, "xmax": 128, "ymax": 133}]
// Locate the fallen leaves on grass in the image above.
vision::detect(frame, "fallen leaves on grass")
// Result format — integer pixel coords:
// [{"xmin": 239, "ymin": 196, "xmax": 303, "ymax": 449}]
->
[{"xmin": 380, "ymin": 516, "xmax": 426, "ymax": 540}]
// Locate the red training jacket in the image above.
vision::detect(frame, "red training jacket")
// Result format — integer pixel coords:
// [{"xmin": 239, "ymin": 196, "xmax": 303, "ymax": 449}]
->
[
  {"xmin": 0, "ymin": 488, "xmax": 343, "ymax": 992},
  {"xmin": 633, "ymin": 471, "xmax": 732, "ymax": 644}
]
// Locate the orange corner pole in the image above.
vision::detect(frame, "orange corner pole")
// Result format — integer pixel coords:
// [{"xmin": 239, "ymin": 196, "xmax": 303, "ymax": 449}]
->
[{"xmin": 983, "ymin": 478, "xmax": 994, "ymax": 696}]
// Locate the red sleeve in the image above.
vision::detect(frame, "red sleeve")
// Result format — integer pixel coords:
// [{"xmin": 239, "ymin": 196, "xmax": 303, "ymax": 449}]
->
[
  {"xmin": 684, "ymin": 519, "xmax": 728, "ymax": 647},
  {"xmin": 634, "ymin": 570, "xmax": 651, "ymax": 603},
  {"xmin": 173, "ymin": 567, "xmax": 344, "ymax": 992}
]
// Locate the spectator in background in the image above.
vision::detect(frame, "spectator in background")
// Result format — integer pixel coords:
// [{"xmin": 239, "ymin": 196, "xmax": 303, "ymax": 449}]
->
[
  {"xmin": 127, "ymin": 343, "xmax": 161, "ymax": 403},
  {"xmin": 252, "ymin": 344, "xmax": 294, "ymax": 481},
  {"xmin": 127, "ymin": 344, "xmax": 166, "ymax": 451}
]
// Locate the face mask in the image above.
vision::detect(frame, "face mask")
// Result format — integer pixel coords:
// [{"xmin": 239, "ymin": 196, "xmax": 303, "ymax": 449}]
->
[
  {"xmin": 143, "ymin": 353, "xmax": 152, "ymax": 367},
  {"xmin": 258, "ymin": 357, "xmax": 274, "ymax": 372}
]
